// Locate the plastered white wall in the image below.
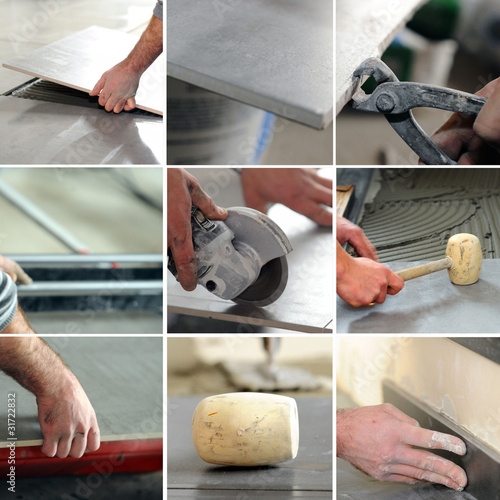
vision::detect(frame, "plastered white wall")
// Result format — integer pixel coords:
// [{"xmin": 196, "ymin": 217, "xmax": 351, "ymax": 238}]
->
[{"xmin": 337, "ymin": 337, "xmax": 500, "ymax": 454}]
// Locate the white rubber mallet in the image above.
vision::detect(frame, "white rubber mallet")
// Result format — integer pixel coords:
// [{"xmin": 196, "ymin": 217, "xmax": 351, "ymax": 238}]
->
[{"xmin": 192, "ymin": 392, "xmax": 299, "ymax": 466}]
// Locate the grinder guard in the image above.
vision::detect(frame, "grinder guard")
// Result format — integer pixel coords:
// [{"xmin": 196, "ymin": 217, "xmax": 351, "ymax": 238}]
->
[{"xmin": 168, "ymin": 207, "xmax": 292, "ymax": 306}]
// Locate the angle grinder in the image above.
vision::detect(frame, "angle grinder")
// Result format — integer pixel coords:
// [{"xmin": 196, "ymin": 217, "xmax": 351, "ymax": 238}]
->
[{"xmin": 168, "ymin": 206, "xmax": 292, "ymax": 306}]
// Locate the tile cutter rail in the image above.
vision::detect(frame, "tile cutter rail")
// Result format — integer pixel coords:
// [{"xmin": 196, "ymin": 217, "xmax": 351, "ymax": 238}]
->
[{"xmin": 7, "ymin": 254, "xmax": 163, "ymax": 314}]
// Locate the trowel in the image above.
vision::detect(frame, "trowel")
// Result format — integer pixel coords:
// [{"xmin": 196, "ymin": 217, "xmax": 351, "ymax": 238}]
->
[{"xmin": 168, "ymin": 206, "xmax": 292, "ymax": 307}]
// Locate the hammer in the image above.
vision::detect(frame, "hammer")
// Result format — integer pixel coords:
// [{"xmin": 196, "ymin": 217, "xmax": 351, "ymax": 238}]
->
[
  {"xmin": 396, "ymin": 233, "xmax": 482, "ymax": 285},
  {"xmin": 192, "ymin": 392, "xmax": 299, "ymax": 466}
]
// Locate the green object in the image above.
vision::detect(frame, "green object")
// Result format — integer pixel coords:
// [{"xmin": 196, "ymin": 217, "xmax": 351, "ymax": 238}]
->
[
  {"xmin": 407, "ymin": 0, "xmax": 461, "ymax": 40},
  {"xmin": 360, "ymin": 46, "xmax": 414, "ymax": 95}
]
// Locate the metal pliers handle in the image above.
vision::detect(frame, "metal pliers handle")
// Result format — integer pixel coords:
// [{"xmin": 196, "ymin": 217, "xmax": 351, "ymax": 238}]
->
[{"xmin": 349, "ymin": 58, "xmax": 487, "ymax": 165}]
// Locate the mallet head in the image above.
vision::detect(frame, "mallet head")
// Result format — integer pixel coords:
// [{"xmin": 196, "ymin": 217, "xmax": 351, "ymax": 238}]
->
[
  {"xmin": 446, "ymin": 233, "xmax": 482, "ymax": 285},
  {"xmin": 192, "ymin": 392, "xmax": 299, "ymax": 466}
]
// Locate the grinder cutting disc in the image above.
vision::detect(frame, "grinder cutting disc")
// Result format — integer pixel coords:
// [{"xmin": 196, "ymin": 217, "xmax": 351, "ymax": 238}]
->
[
  {"xmin": 224, "ymin": 207, "xmax": 292, "ymax": 307},
  {"xmin": 233, "ymin": 255, "xmax": 288, "ymax": 307},
  {"xmin": 168, "ymin": 206, "xmax": 292, "ymax": 306}
]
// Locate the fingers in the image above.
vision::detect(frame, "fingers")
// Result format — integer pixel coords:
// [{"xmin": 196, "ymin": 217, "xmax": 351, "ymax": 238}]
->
[
  {"xmin": 15, "ymin": 264, "xmax": 33, "ymax": 285},
  {"xmin": 474, "ymin": 85, "xmax": 500, "ymax": 146},
  {"xmin": 386, "ymin": 271, "xmax": 404, "ymax": 295},
  {"xmin": 69, "ymin": 432, "xmax": 88, "ymax": 459},
  {"xmin": 347, "ymin": 230, "xmax": 379, "ymax": 262},
  {"xmin": 395, "ymin": 448, "xmax": 467, "ymax": 490},
  {"xmin": 189, "ymin": 183, "xmax": 228, "ymax": 220},
  {"xmin": 379, "ymin": 403, "xmax": 420, "ymax": 427},
  {"xmin": 385, "ymin": 463, "xmax": 466, "ymax": 491},
  {"xmin": 375, "ymin": 284, "xmax": 388, "ymax": 304},
  {"xmin": 382, "ymin": 473, "xmax": 420, "ymax": 485},
  {"xmin": 0, "ymin": 256, "xmax": 33, "ymax": 284},
  {"xmin": 89, "ymin": 75, "xmax": 105, "ymax": 96},
  {"xmin": 310, "ymin": 171, "xmax": 333, "ymax": 190},
  {"xmin": 289, "ymin": 198, "xmax": 332, "ymax": 226},
  {"xmin": 124, "ymin": 96, "xmax": 137, "ymax": 111},
  {"xmin": 169, "ymin": 223, "xmax": 197, "ymax": 291},
  {"xmin": 304, "ymin": 177, "xmax": 333, "ymax": 208},
  {"xmin": 43, "ymin": 428, "xmax": 100, "ymax": 458},
  {"xmin": 41, "ymin": 434, "xmax": 59, "ymax": 458},
  {"xmin": 406, "ymin": 428, "xmax": 466, "ymax": 456},
  {"xmin": 86, "ymin": 426, "xmax": 101, "ymax": 453}
]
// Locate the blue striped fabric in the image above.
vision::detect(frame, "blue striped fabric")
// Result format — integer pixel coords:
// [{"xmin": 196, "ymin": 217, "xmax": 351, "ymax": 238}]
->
[{"xmin": 0, "ymin": 271, "xmax": 17, "ymax": 331}]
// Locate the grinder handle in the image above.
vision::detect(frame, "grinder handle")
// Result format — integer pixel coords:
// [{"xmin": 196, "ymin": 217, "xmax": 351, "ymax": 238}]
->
[{"xmin": 396, "ymin": 257, "xmax": 452, "ymax": 282}]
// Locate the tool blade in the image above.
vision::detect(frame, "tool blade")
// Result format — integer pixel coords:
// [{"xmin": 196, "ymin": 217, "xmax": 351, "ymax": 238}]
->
[{"xmin": 232, "ymin": 256, "xmax": 288, "ymax": 307}]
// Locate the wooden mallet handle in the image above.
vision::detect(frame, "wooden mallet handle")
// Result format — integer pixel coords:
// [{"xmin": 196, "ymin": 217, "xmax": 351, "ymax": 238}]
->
[{"xmin": 396, "ymin": 257, "xmax": 452, "ymax": 282}]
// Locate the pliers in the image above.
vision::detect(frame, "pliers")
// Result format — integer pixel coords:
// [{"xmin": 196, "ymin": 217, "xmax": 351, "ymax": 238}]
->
[{"xmin": 349, "ymin": 58, "xmax": 487, "ymax": 165}]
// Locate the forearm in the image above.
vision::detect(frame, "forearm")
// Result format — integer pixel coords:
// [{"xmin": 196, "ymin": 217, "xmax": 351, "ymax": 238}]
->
[
  {"xmin": 0, "ymin": 336, "xmax": 70, "ymax": 398},
  {"xmin": 124, "ymin": 15, "xmax": 163, "ymax": 75},
  {"xmin": 3, "ymin": 305, "xmax": 36, "ymax": 334}
]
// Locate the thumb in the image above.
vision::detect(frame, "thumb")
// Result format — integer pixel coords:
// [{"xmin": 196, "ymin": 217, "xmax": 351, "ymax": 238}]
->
[{"xmin": 124, "ymin": 96, "xmax": 137, "ymax": 111}]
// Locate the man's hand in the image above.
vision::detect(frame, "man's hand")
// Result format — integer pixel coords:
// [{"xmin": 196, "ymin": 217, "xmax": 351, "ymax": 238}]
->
[
  {"xmin": 0, "ymin": 336, "xmax": 100, "ymax": 458},
  {"xmin": 90, "ymin": 62, "xmax": 140, "ymax": 113},
  {"xmin": 426, "ymin": 77, "xmax": 500, "ymax": 165},
  {"xmin": 0, "ymin": 255, "xmax": 32, "ymax": 284},
  {"xmin": 337, "ymin": 214, "xmax": 379, "ymax": 261},
  {"xmin": 337, "ymin": 242, "xmax": 404, "ymax": 307},
  {"xmin": 36, "ymin": 371, "xmax": 100, "ymax": 458},
  {"xmin": 89, "ymin": 14, "xmax": 163, "ymax": 113},
  {"xmin": 336, "ymin": 216, "xmax": 403, "ymax": 306},
  {"xmin": 337, "ymin": 404, "xmax": 467, "ymax": 491},
  {"xmin": 241, "ymin": 168, "xmax": 332, "ymax": 226},
  {"xmin": 167, "ymin": 168, "xmax": 227, "ymax": 291}
]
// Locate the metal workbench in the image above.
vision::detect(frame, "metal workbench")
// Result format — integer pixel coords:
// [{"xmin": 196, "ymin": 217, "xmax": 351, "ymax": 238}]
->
[
  {"xmin": 167, "ymin": 0, "xmax": 333, "ymax": 129},
  {"xmin": 167, "ymin": 396, "xmax": 332, "ymax": 499},
  {"xmin": 337, "ymin": 259, "xmax": 500, "ymax": 334}
]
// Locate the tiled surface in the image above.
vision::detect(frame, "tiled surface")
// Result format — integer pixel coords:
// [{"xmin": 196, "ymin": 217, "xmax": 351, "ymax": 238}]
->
[{"xmin": 4, "ymin": 26, "xmax": 164, "ymax": 115}]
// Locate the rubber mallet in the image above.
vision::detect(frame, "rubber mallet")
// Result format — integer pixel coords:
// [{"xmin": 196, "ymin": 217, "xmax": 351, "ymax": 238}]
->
[
  {"xmin": 192, "ymin": 392, "xmax": 299, "ymax": 466},
  {"xmin": 396, "ymin": 233, "xmax": 482, "ymax": 285}
]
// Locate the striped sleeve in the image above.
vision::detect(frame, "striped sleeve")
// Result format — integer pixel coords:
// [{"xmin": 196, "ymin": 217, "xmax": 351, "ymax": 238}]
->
[
  {"xmin": 153, "ymin": 0, "xmax": 163, "ymax": 20},
  {"xmin": 0, "ymin": 271, "xmax": 17, "ymax": 331}
]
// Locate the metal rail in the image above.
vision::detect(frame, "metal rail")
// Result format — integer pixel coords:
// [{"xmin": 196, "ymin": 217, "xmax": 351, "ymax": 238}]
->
[
  {"xmin": 5, "ymin": 253, "xmax": 163, "ymax": 266},
  {"xmin": 17, "ymin": 280, "xmax": 163, "ymax": 296}
]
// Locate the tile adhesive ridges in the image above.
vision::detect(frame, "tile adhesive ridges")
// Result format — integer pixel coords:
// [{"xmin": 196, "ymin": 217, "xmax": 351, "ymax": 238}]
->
[{"xmin": 358, "ymin": 168, "xmax": 500, "ymax": 263}]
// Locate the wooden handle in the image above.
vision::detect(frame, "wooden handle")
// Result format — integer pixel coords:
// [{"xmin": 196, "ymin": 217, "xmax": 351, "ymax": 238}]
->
[{"xmin": 396, "ymin": 257, "xmax": 452, "ymax": 282}]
